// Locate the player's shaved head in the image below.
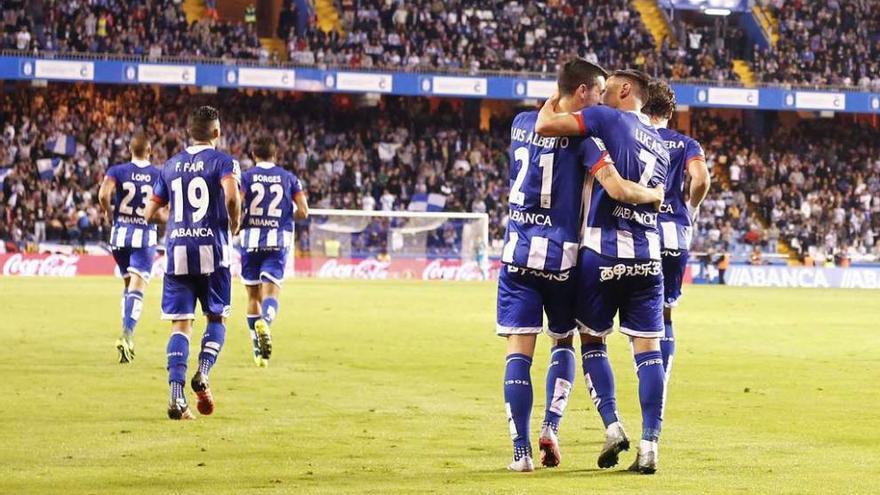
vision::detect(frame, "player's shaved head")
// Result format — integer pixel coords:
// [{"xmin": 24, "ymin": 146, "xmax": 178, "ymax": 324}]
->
[
  {"xmin": 557, "ymin": 58, "xmax": 608, "ymax": 96},
  {"xmin": 130, "ymin": 131, "xmax": 150, "ymax": 159},
  {"xmin": 251, "ymin": 135, "xmax": 277, "ymax": 162},
  {"xmin": 609, "ymin": 69, "xmax": 651, "ymax": 101},
  {"xmin": 603, "ymin": 69, "xmax": 652, "ymax": 110},
  {"xmin": 642, "ymin": 79, "xmax": 676, "ymax": 119},
  {"xmin": 188, "ymin": 105, "xmax": 220, "ymax": 143}
]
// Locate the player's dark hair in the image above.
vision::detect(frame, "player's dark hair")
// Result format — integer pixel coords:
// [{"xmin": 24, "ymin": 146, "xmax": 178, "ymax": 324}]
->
[
  {"xmin": 642, "ymin": 79, "xmax": 677, "ymax": 119},
  {"xmin": 251, "ymin": 135, "xmax": 277, "ymax": 162},
  {"xmin": 130, "ymin": 131, "xmax": 150, "ymax": 158},
  {"xmin": 188, "ymin": 105, "xmax": 220, "ymax": 142},
  {"xmin": 611, "ymin": 69, "xmax": 652, "ymax": 100},
  {"xmin": 557, "ymin": 58, "xmax": 609, "ymax": 96}
]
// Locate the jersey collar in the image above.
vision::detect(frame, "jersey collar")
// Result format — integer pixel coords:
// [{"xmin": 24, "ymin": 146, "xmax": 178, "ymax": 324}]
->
[
  {"xmin": 131, "ymin": 159, "xmax": 151, "ymax": 168},
  {"xmin": 255, "ymin": 161, "xmax": 276, "ymax": 169},
  {"xmin": 627, "ymin": 110, "xmax": 652, "ymax": 126},
  {"xmin": 185, "ymin": 144, "xmax": 215, "ymax": 154}
]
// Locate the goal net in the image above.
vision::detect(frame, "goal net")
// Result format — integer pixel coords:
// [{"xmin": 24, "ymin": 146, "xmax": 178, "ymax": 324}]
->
[{"xmin": 293, "ymin": 209, "xmax": 491, "ymax": 281}]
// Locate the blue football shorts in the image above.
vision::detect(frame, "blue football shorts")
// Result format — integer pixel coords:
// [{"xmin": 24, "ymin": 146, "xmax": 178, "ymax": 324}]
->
[
  {"xmin": 575, "ymin": 249, "xmax": 664, "ymax": 339},
  {"xmin": 496, "ymin": 264, "xmax": 577, "ymax": 340}
]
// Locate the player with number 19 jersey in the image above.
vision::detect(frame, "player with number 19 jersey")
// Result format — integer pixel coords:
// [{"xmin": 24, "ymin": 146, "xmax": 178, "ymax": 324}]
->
[
  {"xmin": 497, "ymin": 110, "xmax": 603, "ymax": 340},
  {"xmin": 105, "ymin": 159, "xmax": 160, "ymax": 280},
  {"xmin": 151, "ymin": 145, "xmax": 241, "ymax": 320}
]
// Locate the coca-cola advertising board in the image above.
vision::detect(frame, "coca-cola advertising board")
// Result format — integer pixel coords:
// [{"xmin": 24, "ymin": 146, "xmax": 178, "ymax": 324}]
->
[{"xmin": 0, "ymin": 253, "xmax": 502, "ymax": 281}]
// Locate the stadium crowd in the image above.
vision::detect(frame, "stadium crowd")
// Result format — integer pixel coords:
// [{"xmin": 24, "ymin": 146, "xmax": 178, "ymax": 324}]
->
[
  {"xmin": 0, "ymin": 86, "xmax": 510, "ymax": 249},
  {"xmin": 2, "ymin": 0, "xmax": 880, "ymax": 89},
  {"xmin": 2, "ymin": 83, "xmax": 878, "ymax": 263},
  {"xmin": 291, "ymin": 0, "xmax": 740, "ymax": 81},
  {"xmin": 724, "ymin": 118, "xmax": 880, "ymax": 263},
  {"xmin": 0, "ymin": 0, "xmax": 267, "ymax": 61},
  {"xmin": 755, "ymin": 0, "xmax": 880, "ymax": 89}
]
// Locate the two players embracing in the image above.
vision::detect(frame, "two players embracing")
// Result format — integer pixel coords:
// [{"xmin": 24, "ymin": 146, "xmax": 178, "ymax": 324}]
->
[{"xmin": 497, "ymin": 59, "xmax": 709, "ymax": 473}]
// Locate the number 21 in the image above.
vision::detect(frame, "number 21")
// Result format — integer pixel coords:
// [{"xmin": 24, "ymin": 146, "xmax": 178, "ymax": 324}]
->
[{"xmin": 509, "ymin": 147, "xmax": 553, "ymax": 208}]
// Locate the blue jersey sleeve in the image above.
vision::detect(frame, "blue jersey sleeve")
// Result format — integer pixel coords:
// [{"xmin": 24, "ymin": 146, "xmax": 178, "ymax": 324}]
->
[
  {"xmin": 685, "ymin": 138, "xmax": 705, "ymax": 164},
  {"xmin": 104, "ymin": 165, "xmax": 119, "ymax": 184},
  {"xmin": 581, "ymin": 137, "xmax": 613, "ymax": 176},
  {"xmin": 152, "ymin": 169, "xmax": 169, "ymax": 205},
  {"xmin": 221, "ymin": 157, "xmax": 242, "ymax": 184},
  {"xmin": 574, "ymin": 106, "xmax": 615, "ymax": 137},
  {"xmin": 290, "ymin": 172, "xmax": 303, "ymax": 195}
]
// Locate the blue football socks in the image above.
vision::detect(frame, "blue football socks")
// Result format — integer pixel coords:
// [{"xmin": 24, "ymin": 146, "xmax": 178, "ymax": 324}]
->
[
  {"xmin": 542, "ymin": 345, "xmax": 576, "ymax": 435},
  {"xmin": 581, "ymin": 343, "xmax": 620, "ymax": 427},
  {"xmin": 635, "ymin": 350, "xmax": 665, "ymax": 442},
  {"xmin": 504, "ymin": 353, "xmax": 533, "ymax": 460},
  {"xmin": 198, "ymin": 322, "xmax": 226, "ymax": 376}
]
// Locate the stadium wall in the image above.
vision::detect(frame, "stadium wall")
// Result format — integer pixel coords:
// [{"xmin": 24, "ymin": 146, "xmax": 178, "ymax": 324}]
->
[{"xmin": 1, "ymin": 55, "xmax": 879, "ymax": 114}]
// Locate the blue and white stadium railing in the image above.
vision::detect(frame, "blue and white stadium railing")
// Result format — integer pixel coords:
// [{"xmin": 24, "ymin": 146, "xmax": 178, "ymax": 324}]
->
[{"xmin": 1, "ymin": 51, "xmax": 879, "ymax": 114}]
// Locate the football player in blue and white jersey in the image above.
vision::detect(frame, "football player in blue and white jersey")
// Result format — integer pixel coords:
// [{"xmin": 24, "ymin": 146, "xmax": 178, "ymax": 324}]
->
[
  {"xmin": 499, "ymin": 60, "xmax": 665, "ymax": 472},
  {"xmin": 98, "ymin": 132, "xmax": 161, "ymax": 364},
  {"xmin": 239, "ymin": 135, "xmax": 309, "ymax": 367},
  {"xmin": 143, "ymin": 106, "xmax": 242, "ymax": 420},
  {"xmin": 536, "ymin": 69, "xmax": 671, "ymax": 473},
  {"xmin": 642, "ymin": 79, "xmax": 710, "ymax": 389}
]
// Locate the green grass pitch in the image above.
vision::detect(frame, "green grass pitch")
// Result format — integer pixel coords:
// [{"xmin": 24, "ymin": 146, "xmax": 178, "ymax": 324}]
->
[{"xmin": 1, "ymin": 277, "xmax": 878, "ymax": 494}]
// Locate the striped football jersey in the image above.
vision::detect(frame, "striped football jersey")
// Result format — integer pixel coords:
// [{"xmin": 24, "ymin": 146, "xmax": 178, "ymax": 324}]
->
[
  {"xmin": 239, "ymin": 161, "xmax": 302, "ymax": 251},
  {"xmin": 657, "ymin": 127, "xmax": 705, "ymax": 251},
  {"xmin": 152, "ymin": 145, "xmax": 240, "ymax": 275},
  {"xmin": 575, "ymin": 106, "xmax": 670, "ymax": 261},
  {"xmin": 501, "ymin": 110, "xmax": 605, "ymax": 272},
  {"xmin": 105, "ymin": 159, "xmax": 159, "ymax": 248}
]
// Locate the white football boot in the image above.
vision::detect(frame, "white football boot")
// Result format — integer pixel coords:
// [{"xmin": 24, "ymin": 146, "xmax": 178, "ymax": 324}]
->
[
  {"xmin": 507, "ymin": 454, "xmax": 535, "ymax": 472},
  {"xmin": 538, "ymin": 424, "xmax": 562, "ymax": 468},
  {"xmin": 628, "ymin": 439, "xmax": 658, "ymax": 474},
  {"xmin": 597, "ymin": 421, "xmax": 630, "ymax": 468}
]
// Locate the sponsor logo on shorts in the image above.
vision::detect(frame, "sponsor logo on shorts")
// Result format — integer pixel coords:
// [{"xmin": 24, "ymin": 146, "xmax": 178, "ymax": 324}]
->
[
  {"xmin": 661, "ymin": 249, "xmax": 683, "ymax": 257},
  {"xmin": 599, "ymin": 260, "xmax": 661, "ymax": 282},
  {"xmin": 508, "ymin": 265, "xmax": 570, "ymax": 281}
]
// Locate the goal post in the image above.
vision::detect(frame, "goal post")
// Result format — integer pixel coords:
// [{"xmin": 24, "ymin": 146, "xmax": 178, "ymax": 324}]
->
[{"xmin": 293, "ymin": 209, "xmax": 491, "ymax": 280}]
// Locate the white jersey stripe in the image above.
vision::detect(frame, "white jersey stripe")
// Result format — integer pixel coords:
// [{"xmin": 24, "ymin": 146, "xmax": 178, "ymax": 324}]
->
[
  {"xmin": 198, "ymin": 245, "xmax": 214, "ymax": 274},
  {"xmin": 131, "ymin": 229, "xmax": 144, "ymax": 249},
  {"xmin": 560, "ymin": 242, "xmax": 579, "ymax": 271},
  {"xmin": 682, "ymin": 226, "xmax": 693, "ymax": 251},
  {"xmin": 646, "ymin": 231, "xmax": 661, "ymax": 260},
  {"xmin": 148, "ymin": 230, "xmax": 157, "ymax": 246},
  {"xmin": 283, "ymin": 231, "xmax": 293, "ymax": 248},
  {"xmin": 526, "ymin": 236, "xmax": 549, "ymax": 270},
  {"xmin": 115, "ymin": 227, "xmax": 127, "ymax": 247},
  {"xmin": 266, "ymin": 229, "xmax": 278, "ymax": 247},
  {"xmin": 110, "ymin": 226, "xmax": 117, "ymax": 246},
  {"xmin": 661, "ymin": 222, "xmax": 679, "ymax": 250},
  {"xmin": 248, "ymin": 228, "xmax": 260, "ymax": 249},
  {"xmin": 502, "ymin": 232, "xmax": 518, "ymax": 263},
  {"xmin": 616, "ymin": 231, "xmax": 635, "ymax": 259},
  {"xmin": 172, "ymin": 246, "xmax": 188, "ymax": 275},
  {"xmin": 583, "ymin": 227, "xmax": 602, "ymax": 253}
]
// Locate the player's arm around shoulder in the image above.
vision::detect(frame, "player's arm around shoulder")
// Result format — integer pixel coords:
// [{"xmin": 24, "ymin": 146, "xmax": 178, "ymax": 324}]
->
[
  {"xmin": 534, "ymin": 91, "xmax": 586, "ymax": 137},
  {"xmin": 591, "ymin": 152, "xmax": 664, "ymax": 209}
]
